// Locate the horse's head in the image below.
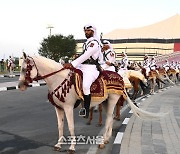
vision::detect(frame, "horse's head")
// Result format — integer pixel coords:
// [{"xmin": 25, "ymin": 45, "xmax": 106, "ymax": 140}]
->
[{"xmin": 18, "ymin": 52, "xmax": 38, "ymax": 91}]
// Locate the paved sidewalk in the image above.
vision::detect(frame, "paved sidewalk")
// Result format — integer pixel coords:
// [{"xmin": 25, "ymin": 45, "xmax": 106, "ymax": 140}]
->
[{"xmin": 119, "ymin": 85, "xmax": 180, "ymax": 154}]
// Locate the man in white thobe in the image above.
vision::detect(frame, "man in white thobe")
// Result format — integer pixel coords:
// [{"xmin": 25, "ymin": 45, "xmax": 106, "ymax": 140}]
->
[{"xmin": 64, "ymin": 24, "xmax": 102, "ymax": 118}]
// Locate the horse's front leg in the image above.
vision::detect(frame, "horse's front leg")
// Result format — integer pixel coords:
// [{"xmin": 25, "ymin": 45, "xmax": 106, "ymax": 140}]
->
[
  {"xmin": 54, "ymin": 107, "xmax": 64, "ymax": 151},
  {"xmin": 87, "ymin": 107, "xmax": 94, "ymax": 125},
  {"xmin": 99, "ymin": 95, "xmax": 118, "ymax": 149},
  {"xmin": 114, "ymin": 95, "xmax": 124, "ymax": 121},
  {"xmin": 150, "ymin": 78, "xmax": 155, "ymax": 94},
  {"xmin": 98, "ymin": 104, "xmax": 103, "ymax": 126},
  {"xmin": 132, "ymin": 82, "xmax": 139, "ymax": 100},
  {"xmin": 64, "ymin": 106, "xmax": 76, "ymax": 153},
  {"xmin": 152, "ymin": 78, "xmax": 156, "ymax": 93}
]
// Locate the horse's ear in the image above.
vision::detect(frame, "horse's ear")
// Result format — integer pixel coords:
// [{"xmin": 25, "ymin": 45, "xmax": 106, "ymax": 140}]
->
[{"xmin": 23, "ymin": 52, "xmax": 27, "ymax": 60}]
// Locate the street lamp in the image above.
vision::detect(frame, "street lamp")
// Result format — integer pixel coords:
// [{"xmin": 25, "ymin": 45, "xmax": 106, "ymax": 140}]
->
[{"xmin": 47, "ymin": 24, "xmax": 54, "ymax": 37}]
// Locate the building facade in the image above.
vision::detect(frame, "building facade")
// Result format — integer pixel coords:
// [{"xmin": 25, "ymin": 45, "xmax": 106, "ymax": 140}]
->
[{"xmin": 76, "ymin": 38, "xmax": 180, "ymax": 62}]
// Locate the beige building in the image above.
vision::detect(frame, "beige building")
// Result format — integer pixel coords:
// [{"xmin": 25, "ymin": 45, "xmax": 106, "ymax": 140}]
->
[{"xmin": 76, "ymin": 14, "xmax": 180, "ymax": 62}]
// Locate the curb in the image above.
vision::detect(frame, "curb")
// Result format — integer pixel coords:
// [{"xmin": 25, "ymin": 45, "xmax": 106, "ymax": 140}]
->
[
  {"xmin": 0, "ymin": 82, "xmax": 46, "ymax": 92},
  {"xmin": 0, "ymin": 74, "xmax": 20, "ymax": 78}
]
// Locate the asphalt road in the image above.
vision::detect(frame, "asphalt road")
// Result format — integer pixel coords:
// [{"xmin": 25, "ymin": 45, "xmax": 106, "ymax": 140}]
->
[
  {"xmin": 0, "ymin": 75, "xmax": 179, "ymax": 154},
  {"xmin": 0, "ymin": 76, "xmax": 19, "ymax": 83},
  {"xmin": 0, "ymin": 85, "xmax": 127, "ymax": 154}
]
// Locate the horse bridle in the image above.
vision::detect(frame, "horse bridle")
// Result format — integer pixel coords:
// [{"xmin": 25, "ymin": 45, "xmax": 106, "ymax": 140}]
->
[{"xmin": 23, "ymin": 56, "xmax": 66, "ymax": 86}]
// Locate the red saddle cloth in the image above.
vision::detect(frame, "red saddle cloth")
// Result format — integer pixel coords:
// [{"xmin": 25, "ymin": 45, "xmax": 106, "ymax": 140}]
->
[{"xmin": 74, "ymin": 69, "xmax": 126, "ymax": 102}]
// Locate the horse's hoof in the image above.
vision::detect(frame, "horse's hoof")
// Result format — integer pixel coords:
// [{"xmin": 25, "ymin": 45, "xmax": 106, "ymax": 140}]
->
[
  {"xmin": 114, "ymin": 117, "xmax": 120, "ymax": 121},
  {"xmin": 53, "ymin": 146, "xmax": 61, "ymax": 152},
  {"xmin": 98, "ymin": 144, "xmax": 105, "ymax": 149},
  {"xmin": 96, "ymin": 123, "xmax": 102, "ymax": 127},
  {"xmin": 86, "ymin": 121, "xmax": 91, "ymax": 125},
  {"xmin": 67, "ymin": 149, "xmax": 75, "ymax": 154},
  {"xmin": 104, "ymin": 140, "xmax": 109, "ymax": 144},
  {"xmin": 94, "ymin": 109, "xmax": 98, "ymax": 112}
]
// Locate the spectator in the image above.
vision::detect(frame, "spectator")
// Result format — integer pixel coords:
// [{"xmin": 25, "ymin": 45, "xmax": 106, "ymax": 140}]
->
[{"xmin": 0, "ymin": 59, "xmax": 5, "ymax": 72}]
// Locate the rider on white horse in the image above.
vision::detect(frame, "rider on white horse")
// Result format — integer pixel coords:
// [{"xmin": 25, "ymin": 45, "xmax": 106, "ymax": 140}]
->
[
  {"xmin": 143, "ymin": 54, "xmax": 150, "ymax": 77},
  {"xmin": 118, "ymin": 51, "xmax": 128, "ymax": 77},
  {"xmin": 149, "ymin": 56, "xmax": 157, "ymax": 71},
  {"xmin": 117, "ymin": 52, "xmax": 133, "ymax": 89},
  {"xmin": 63, "ymin": 24, "xmax": 102, "ymax": 118},
  {"xmin": 101, "ymin": 40, "xmax": 116, "ymax": 72},
  {"xmin": 175, "ymin": 61, "xmax": 180, "ymax": 72},
  {"xmin": 170, "ymin": 60, "xmax": 176, "ymax": 69},
  {"xmin": 7, "ymin": 56, "xmax": 15, "ymax": 77},
  {"xmin": 162, "ymin": 59, "xmax": 170, "ymax": 71}
]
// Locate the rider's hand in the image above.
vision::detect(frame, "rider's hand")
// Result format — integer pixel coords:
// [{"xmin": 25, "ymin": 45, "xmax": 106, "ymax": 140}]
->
[
  {"xmin": 63, "ymin": 63, "xmax": 74, "ymax": 69},
  {"xmin": 106, "ymin": 61, "xmax": 111, "ymax": 66}
]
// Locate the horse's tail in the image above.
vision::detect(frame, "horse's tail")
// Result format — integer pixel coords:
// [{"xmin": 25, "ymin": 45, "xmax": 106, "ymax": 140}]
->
[
  {"xmin": 125, "ymin": 91, "xmax": 169, "ymax": 120},
  {"xmin": 165, "ymin": 74, "xmax": 175, "ymax": 85},
  {"xmin": 156, "ymin": 77, "xmax": 166, "ymax": 85},
  {"xmin": 140, "ymin": 80, "xmax": 148, "ymax": 89}
]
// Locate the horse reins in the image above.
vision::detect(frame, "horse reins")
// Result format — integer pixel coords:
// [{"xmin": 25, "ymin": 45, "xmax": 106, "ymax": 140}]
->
[{"xmin": 24, "ymin": 56, "xmax": 66, "ymax": 85}]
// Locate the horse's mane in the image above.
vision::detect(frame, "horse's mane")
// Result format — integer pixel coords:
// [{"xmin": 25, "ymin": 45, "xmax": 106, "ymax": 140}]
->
[
  {"xmin": 32, "ymin": 55, "xmax": 63, "ymax": 70},
  {"xmin": 31, "ymin": 55, "xmax": 70, "ymax": 78}
]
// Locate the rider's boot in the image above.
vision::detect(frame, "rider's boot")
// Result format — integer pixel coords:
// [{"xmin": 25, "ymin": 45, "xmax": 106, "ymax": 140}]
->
[{"xmin": 79, "ymin": 94, "xmax": 91, "ymax": 118}]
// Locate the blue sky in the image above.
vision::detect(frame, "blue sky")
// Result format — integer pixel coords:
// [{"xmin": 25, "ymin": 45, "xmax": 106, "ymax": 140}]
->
[{"xmin": 0, "ymin": 0, "xmax": 179, "ymax": 59}]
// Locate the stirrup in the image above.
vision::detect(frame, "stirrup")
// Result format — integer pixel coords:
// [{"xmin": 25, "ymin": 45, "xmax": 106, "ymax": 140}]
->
[{"xmin": 79, "ymin": 108, "xmax": 86, "ymax": 116}]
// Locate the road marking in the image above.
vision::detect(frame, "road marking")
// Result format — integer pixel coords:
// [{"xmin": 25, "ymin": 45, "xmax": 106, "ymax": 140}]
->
[
  {"xmin": 146, "ymin": 94, "xmax": 151, "ymax": 97},
  {"xmin": 141, "ymin": 98, "xmax": 146, "ymax": 101},
  {"xmin": 129, "ymin": 110, "xmax": 133, "ymax": 113},
  {"xmin": 32, "ymin": 83, "xmax": 40, "ymax": 87},
  {"xmin": 0, "ymin": 87, "xmax": 7, "ymax": 91},
  {"xmin": 122, "ymin": 118, "xmax": 130, "ymax": 124},
  {"xmin": 114, "ymin": 132, "xmax": 123, "ymax": 144}
]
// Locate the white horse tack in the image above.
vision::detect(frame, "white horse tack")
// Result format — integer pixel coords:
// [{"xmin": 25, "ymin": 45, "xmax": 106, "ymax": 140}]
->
[{"xmin": 18, "ymin": 53, "xmax": 168, "ymax": 153}]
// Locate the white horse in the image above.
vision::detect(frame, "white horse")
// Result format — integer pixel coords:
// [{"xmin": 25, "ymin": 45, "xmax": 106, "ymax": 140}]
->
[
  {"xmin": 7, "ymin": 59, "xmax": 15, "ymax": 77},
  {"xmin": 18, "ymin": 53, "xmax": 167, "ymax": 153}
]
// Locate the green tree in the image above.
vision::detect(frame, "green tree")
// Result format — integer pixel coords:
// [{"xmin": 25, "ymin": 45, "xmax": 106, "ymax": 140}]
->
[{"xmin": 38, "ymin": 34, "xmax": 76, "ymax": 62}]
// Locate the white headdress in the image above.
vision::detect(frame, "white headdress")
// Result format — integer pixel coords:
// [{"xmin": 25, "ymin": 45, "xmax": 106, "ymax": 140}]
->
[
  {"xmin": 102, "ymin": 40, "xmax": 113, "ymax": 50},
  {"xmin": 152, "ymin": 56, "xmax": 155, "ymax": 59},
  {"xmin": 84, "ymin": 23, "xmax": 100, "ymax": 43}
]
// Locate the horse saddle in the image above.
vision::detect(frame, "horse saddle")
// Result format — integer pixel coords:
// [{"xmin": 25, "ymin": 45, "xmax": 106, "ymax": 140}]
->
[
  {"xmin": 74, "ymin": 69, "xmax": 126, "ymax": 102},
  {"xmin": 47, "ymin": 68, "xmax": 126, "ymax": 109}
]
